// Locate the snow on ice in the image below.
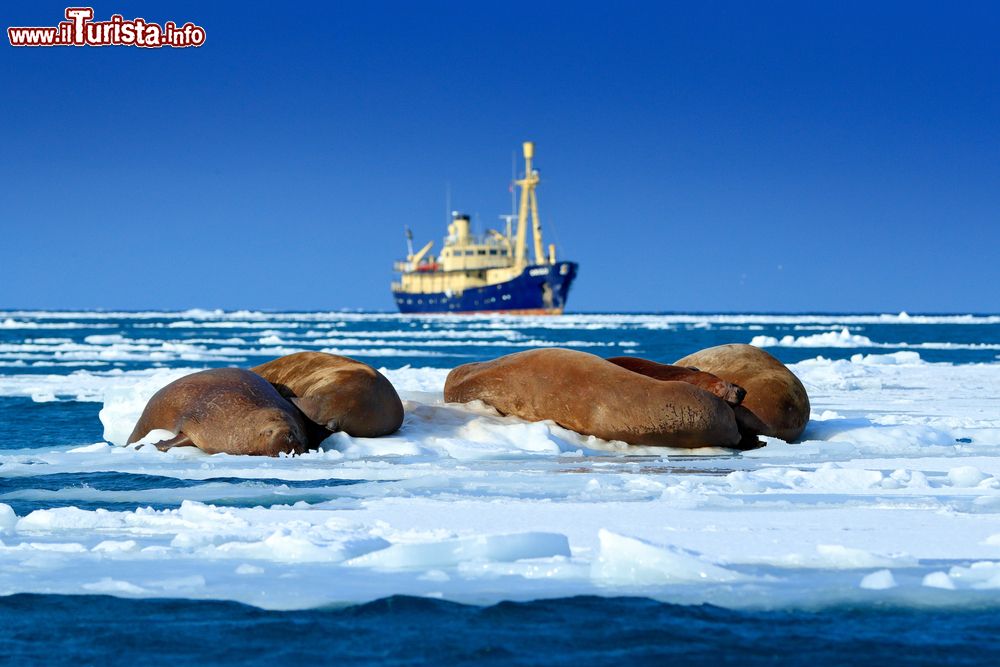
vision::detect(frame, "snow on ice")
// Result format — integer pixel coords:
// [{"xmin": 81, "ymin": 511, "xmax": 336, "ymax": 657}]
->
[{"xmin": 1, "ymin": 349, "xmax": 999, "ymax": 610}]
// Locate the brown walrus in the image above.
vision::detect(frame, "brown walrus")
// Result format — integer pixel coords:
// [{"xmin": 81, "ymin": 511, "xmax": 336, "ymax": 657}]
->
[
  {"xmin": 606, "ymin": 356, "xmax": 747, "ymax": 405},
  {"xmin": 444, "ymin": 348, "xmax": 750, "ymax": 449},
  {"xmin": 675, "ymin": 344, "xmax": 810, "ymax": 442},
  {"xmin": 608, "ymin": 355, "xmax": 766, "ymax": 448},
  {"xmin": 127, "ymin": 368, "xmax": 309, "ymax": 456},
  {"xmin": 252, "ymin": 351, "xmax": 404, "ymax": 440}
]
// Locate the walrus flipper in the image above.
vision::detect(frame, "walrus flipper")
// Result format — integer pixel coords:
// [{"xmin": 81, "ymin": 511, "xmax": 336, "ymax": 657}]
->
[
  {"xmin": 154, "ymin": 433, "xmax": 195, "ymax": 452},
  {"xmin": 730, "ymin": 405, "xmax": 769, "ymax": 451}
]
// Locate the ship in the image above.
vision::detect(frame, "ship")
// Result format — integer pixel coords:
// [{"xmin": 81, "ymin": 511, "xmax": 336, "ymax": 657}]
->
[{"xmin": 392, "ymin": 141, "xmax": 578, "ymax": 315}]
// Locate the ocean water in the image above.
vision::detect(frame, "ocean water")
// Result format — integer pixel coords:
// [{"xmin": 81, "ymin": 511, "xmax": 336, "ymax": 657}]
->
[
  {"xmin": 4, "ymin": 594, "xmax": 999, "ymax": 666},
  {"xmin": 2, "ymin": 310, "xmax": 1000, "ymax": 663}
]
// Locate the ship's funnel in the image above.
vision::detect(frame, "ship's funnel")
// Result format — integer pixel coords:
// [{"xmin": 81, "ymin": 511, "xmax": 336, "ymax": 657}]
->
[
  {"xmin": 450, "ymin": 212, "xmax": 470, "ymax": 242},
  {"xmin": 523, "ymin": 141, "xmax": 534, "ymax": 159}
]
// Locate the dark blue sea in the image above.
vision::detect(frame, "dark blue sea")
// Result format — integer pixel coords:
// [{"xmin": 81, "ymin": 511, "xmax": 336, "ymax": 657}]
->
[
  {"xmin": 2, "ymin": 593, "xmax": 999, "ymax": 666},
  {"xmin": 1, "ymin": 310, "xmax": 999, "ymax": 664}
]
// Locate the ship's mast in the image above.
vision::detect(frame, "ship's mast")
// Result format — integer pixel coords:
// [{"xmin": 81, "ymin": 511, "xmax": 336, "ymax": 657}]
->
[{"xmin": 513, "ymin": 141, "xmax": 545, "ymax": 267}]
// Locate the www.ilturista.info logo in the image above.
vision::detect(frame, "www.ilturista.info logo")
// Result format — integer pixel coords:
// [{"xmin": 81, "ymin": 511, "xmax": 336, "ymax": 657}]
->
[{"xmin": 8, "ymin": 7, "xmax": 205, "ymax": 48}]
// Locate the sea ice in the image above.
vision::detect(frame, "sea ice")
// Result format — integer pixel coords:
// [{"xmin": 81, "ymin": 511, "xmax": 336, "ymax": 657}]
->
[
  {"xmin": 859, "ymin": 569, "xmax": 897, "ymax": 590},
  {"xmin": 0, "ymin": 504, "xmax": 17, "ymax": 535},
  {"xmin": 922, "ymin": 572, "xmax": 957, "ymax": 590},
  {"xmin": 591, "ymin": 530, "xmax": 745, "ymax": 585},
  {"xmin": 948, "ymin": 466, "xmax": 989, "ymax": 488},
  {"xmin": 2, "ymin": 314, "xmax": 1000, "ymax": 610},
  {"xmin": 345, "ymin": 532, "xmax": 571, "ymax": 569}
]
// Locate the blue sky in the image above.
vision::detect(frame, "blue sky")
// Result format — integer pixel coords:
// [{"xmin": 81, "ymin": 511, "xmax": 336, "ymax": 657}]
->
[{"xmin": 2, "ymin": 1, "xmax": 998, "ymax": 312}]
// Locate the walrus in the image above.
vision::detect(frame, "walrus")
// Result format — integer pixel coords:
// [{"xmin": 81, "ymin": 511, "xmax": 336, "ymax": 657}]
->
[
  {"xmin": 606, "ymin": 356, "xmax": 747, "ymax": 405},
  {"xmin": 252, "ymin": 351, "xmax": 404, "ymax": 440},
  {"xmin": 127, "ymin": 368, "xmax": 309, "ymax": 456},
  {"xmin": 444, "ymin": 348, "xmax": 750, "ymax": 449},
  {"xmin": 675, "ymin": 344, "xmax": 810, "ymax": 442},
  {"xmin": 608, "ymin": 355, "xmax": 766, "ymax": 448}
]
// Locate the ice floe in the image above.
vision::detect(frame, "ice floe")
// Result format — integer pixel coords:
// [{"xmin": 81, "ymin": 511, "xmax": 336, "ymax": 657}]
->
[{"xmin": 2, "ymin": 314, "xmax": 1000, "ymax": 610}]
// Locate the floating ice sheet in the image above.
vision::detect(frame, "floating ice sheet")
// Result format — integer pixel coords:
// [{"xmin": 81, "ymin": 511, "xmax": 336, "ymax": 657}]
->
[{"xmin": 2, "ymin": 313, "xmax": 1000, "ymax": 610}]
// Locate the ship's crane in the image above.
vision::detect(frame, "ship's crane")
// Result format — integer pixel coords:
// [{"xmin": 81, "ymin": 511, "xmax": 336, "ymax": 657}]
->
[
  {"xmin": 487, "ymin": 228, "xmax": 513, "ymax": 254},
  {"xmin": 408, "ymin": 240, "xmax": 434, "ymax": 269}
]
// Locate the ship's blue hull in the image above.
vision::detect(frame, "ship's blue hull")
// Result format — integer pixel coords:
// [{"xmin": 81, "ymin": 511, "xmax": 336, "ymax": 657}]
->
[{"xmin": 393, "ymin": 262, "xmax": 578, "ymax": 314}]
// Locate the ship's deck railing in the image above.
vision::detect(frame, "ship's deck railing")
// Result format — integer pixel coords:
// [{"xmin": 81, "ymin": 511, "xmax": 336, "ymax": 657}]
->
[
  {"xmin": 444, "ymin": 234, "xmax": 511, "ymax": 250},
  {"xmin": 395, "ymin": 256, "xmax": 515, "ymax": 274}
]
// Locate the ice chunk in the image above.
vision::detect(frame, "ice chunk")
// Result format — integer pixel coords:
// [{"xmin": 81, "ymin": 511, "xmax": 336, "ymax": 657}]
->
[
  {"xmin": 947, "ymin": 466, "xmax": 988, "ymax": 488},
  {"xmin": 82, "ymin": 578, "xmax": 147, "ymax": 595},
  {"xmin": 99, "ymin": 368, "xmax": 194, "ymax": 446},
  {"xmin": 591, "ymin": 529, "xmax": 744, "ymax": 585},
  {"xmin": 859, "ymin": 569, "xmax": 897, "ymax": 590},
  {"xmin": 345, "ymin": 532, "xmax": 570, "ymax": 569},
  {"xmin": 778, "ymin": 544, "xmax": 913, "ymax": 569},
  {"xmin": 947, "ymin": 561, "xmax": 1000, "ymax": 588},
  {"xmin": 751, "ymin": 328, "xmax": 876, "ymax": 348},
  {"xmin": 148, "ymin": 575, "xmax": 206, "ymax": 591},
  {"xmin": 814, "ymin": 544, "xmax": 903, "ymax": 569},
  {"xmin": 203, "ymin": 530, "xmax": 389, "ymax": 563},
  {"xmin": 92, "ymin": 540, "xmax": 138, "ymax": 553},
  {"xmin": 0, "ymin": 504, "xmax": 17, "ymax": 535},
  {"xmin": 851, "ymin": 351, "xmax": 923, "ymax": 365},
  {"xmin": 922, "ymin": 572, "xmax": 956, "ymax": 590}
]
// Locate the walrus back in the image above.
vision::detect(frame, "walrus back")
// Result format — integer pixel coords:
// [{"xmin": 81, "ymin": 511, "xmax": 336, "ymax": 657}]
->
[
  {"xmin": 445, "ymin": 349, "xmax": 741, "ymax": 448},
  {"xmin": 606, "ymin": 356, "xmax": 747, "ymax": 405},
  {"xmin": 675, "ymin": 344, "xmax": 810, "ymax": 442},
  {"xmin": 253, "ymin": 351, "xmax": 404, "ymax": 438}
]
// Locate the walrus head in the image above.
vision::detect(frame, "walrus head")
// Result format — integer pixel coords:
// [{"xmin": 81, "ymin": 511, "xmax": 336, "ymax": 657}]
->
[
  {"xmin": 721, "ymin": 382, "xmax": 747, "ymax": 406},
  {"xmin": 257, "ymin": 408, "xmax": 308, "ymax": 456},
  {"xmin": 696, "ymin": 374, "xmax": 747, "ymax": 405}
]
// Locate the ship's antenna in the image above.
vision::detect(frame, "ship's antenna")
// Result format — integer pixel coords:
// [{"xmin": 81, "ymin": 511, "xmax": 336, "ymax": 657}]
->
[
  {"xmin": 510, "ymin": 149, "xmax": 516, "ymax": 218},
  {"xmin": 499, "ymin": 214, "xmax": 515, "ymax": 243},
  {"xmin": 445, "ymin": 181, "xmax": 451, "ymax": 225}
]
